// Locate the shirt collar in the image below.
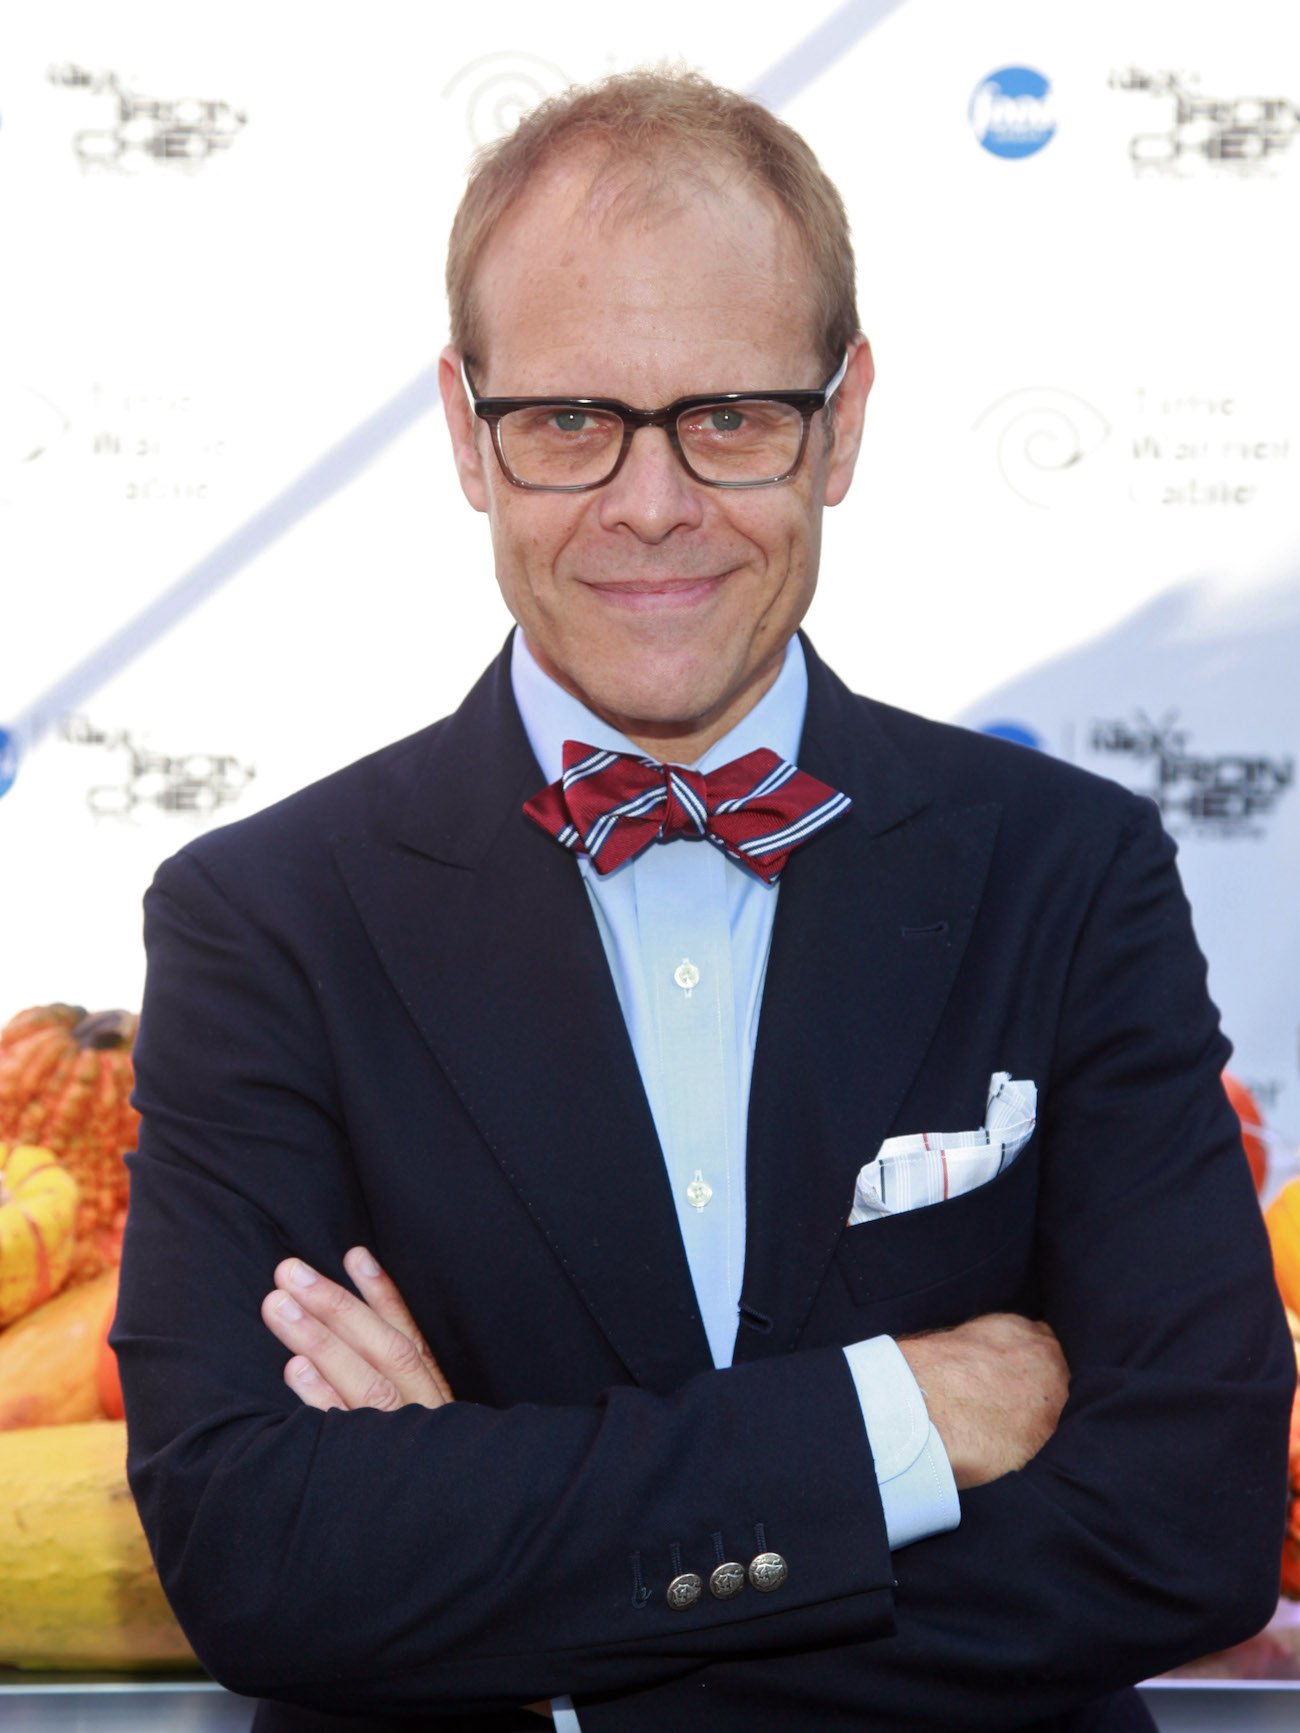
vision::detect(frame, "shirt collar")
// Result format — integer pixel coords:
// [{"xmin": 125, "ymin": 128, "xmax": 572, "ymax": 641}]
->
[{"xmin": 510, "ymin": 628, "xmax": 809, "ymax": 786}]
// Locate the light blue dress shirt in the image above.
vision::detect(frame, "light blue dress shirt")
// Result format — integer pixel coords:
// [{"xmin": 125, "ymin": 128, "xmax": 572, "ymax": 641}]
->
[{"xmin": 509, "ymin": 631, "xmax": 958, "ymax": 1730}]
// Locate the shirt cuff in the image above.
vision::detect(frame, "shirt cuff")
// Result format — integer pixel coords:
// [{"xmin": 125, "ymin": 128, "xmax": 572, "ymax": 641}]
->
[
  {"xmin": 843, "ymin": 1335, "xmax": 961, "ymax": 1549},
  {"xmin": 552, "ymin": 1694, "xmax": 580, "ymax": 1731}
]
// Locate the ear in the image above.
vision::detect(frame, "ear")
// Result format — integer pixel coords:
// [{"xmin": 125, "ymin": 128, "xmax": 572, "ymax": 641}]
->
[
  {"xmin": 823, "ymin": 335, "xmax": 875, "ymax": 508},
  {"xmin": 440, "ymin": 345, "xmax": 489, "ymax": 514}
]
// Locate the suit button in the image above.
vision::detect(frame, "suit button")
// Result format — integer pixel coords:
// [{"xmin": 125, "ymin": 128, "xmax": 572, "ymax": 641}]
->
[
  {"xmin": 709, "ymin": 1561, "xmax": 746, "ymax": 1600},
  {"xmin": 666, "ymin": 1572, "xmax": 703, "ymax": 1609},
  {"xmin": 748, "ymin": 1551, "xmax": 788, "ymax": 1592}
]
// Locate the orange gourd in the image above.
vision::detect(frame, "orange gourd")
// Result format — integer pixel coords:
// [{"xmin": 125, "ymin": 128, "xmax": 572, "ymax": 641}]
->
[
  {"xmin": 0, "ymin": 1143, "xmax": 79, "ymax": 1325},
  {"xmin": 1265, "ymin": 1180, "xmax": 1300, "ymax": 1316},
  {"xmin": 0, "ymin": 1267, "xmax": 120, "ymax": 1429},
  {"xmin": 1283, "ymin": 1311, "xmax": 1300, "ymax": 1600},
  {"xmin": 96, "ymin": 1288, "xmax": 124, "ymax": 1421},
  {"xmin": 0, "ymin": 1006, "xmax": 140, "ymax": 1283},
  {"xmin": 1222, "ymin": 1071, "xmax": 1268, "ymax": 1194}
]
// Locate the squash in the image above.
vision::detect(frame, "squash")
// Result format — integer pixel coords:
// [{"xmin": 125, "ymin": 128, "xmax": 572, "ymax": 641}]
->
[
  {"xmin": 1265, "ymin": 1180, "xmax": 1300, "ymax": 1316},
  {"xmin": 0, "ymin": 1267, "xmax": 119, "ymax": 1429},
  {"xmin": 0, "ymin": 1142, "xmax": 79, "ymax": 1325},
  {"xmin": 0, "ymin": 1006, "xmax": 140, "ymax": 1283},
  {"xmin": 1222, "ymin": 1071, "xmax": 1267, "ymax": 1193},
  {"xmin": 0, "ymin": 1419, "xmax": 198, "ymax": 1669}
]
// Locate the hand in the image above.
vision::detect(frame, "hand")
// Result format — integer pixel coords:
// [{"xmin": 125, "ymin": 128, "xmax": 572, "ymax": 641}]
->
[
  {"xmin": 897, "ymin": 1312, "xmax": 1069, "ymax": 1490},
  {"xmin": 263, "ymin": 1257, "xmax": 552, "ymax": 1717},
  {"xmin": 261, "ymin": 1246, "xmax": 453, "ymax": 1412}
]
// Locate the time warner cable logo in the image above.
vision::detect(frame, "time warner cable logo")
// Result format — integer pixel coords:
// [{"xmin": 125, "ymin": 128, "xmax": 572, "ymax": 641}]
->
[{"xmin": 970, "ymin": 67, "xmax": 1057, "ymax": 159}]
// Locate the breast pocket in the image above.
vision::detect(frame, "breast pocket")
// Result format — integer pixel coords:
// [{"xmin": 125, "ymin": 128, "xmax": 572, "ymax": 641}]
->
[{"xmin": 835, "ymin": 1139, "xmax": 1040, "ymax": 1330}]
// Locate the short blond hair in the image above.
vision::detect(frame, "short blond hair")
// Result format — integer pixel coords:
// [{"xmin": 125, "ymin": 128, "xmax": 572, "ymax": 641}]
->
[{"xmin": 447, "ymin": 68, "xmax": 859, "ymax": 374}]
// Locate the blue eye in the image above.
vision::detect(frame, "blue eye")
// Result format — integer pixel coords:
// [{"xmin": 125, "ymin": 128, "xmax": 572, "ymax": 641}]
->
[
  {"xmin": 708, "ymin": 409, "xmax": 745, "ymax": 432},
  {"xmin": 552, "ymin": 411, "xmax": 590, "ymax": 432}
]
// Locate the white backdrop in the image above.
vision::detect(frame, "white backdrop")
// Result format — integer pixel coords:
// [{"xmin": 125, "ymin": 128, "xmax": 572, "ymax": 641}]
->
[{"xmin": 2, "ymin": 0, "xmax": 1298, "ymax": 1189}]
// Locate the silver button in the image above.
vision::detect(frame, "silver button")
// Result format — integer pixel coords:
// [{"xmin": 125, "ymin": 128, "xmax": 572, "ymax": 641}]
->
[
  {"xmin": 666, "ymin": 1571, "xmax": 703, "ymax": 1609},
  {"xmin": 673, "ymin": 958, "xmax": 700, "ymax": 997},
  {"xmin": 709, "ymin": 1561, "xmax": 746, "ymax": 1600},
  {"xmin": 748, "ymin": 1551, "xmax": 788, "ymax": 1592},
  {"xmin": 685, "ymin": 1169, "xmax": 713, "ymax": 1210}
]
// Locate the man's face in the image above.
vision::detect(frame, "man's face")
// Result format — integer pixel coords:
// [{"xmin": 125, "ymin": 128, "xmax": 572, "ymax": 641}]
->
[{"xmin": 442, "ymin": 155, "xmax": 873, "ymax": 759}]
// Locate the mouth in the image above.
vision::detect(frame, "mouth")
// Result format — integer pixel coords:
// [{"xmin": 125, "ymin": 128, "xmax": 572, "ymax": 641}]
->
[{"xmin": 583, "ymin": 572, "xmax": 732, "ymax": 613}]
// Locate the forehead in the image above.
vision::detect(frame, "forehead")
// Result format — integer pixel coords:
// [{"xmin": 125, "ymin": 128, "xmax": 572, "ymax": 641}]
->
[{"xmin": 470, "ymin": 150, "xmax": 820, "ymax": 397}]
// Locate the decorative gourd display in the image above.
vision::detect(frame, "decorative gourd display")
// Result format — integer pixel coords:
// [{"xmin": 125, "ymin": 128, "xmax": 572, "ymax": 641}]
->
[
  {"xmin": 1223, "ymin": 1071, "xmax": 1268, "ymax": 1194},
  {"xmin": 1265, "ymin": 1180, "xmax": 1300, "ymax": 1315},
  {"xmin": 0, "ymin": 1005, "xmax": 140, "ymax": 1283},
  {"xmin": 1283, "ymin": 1310, "xmax": 1300, "ymax": 1601},
  {"xmin": 0, "ymin": 1266, "xmax": 119, "ymax": 1430},
  {"xmin": 0, "ymin": 1419, "xmax": 198, "ymax": 1670},
  {"xmin": 0, "ymin": 1143, "xmax": 79, "ymax": 1326}
]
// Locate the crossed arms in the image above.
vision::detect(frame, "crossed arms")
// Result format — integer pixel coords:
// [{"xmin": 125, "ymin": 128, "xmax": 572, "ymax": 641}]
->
[{"xmin": 116, "ymin": 794, "xmax": 1295, "ymax": 1728}]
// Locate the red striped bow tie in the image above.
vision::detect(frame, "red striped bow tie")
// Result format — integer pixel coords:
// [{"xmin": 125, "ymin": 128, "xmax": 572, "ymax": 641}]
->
[{"xmin": 524, "ymin": 741, "xmax": 851, "ymax": 884}]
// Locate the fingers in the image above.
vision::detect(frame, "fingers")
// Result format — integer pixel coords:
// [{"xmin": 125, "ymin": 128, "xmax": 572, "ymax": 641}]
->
[
  {"xmin": 283, "ymin": 1355, "xmax": 347, "ymax": 1413},
  {"xmin": 261, "ymin": 1254, "xmax": 452, "ymax": 1413},
  {"xmin": 341, "ymin": 1247, "xmax": 455, "ymax": 1405}
]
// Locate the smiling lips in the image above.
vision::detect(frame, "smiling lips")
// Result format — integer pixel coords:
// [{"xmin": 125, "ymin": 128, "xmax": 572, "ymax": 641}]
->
[{"xmin": 584, "ymin": 573, "xmax": 732, "ymax": 611}]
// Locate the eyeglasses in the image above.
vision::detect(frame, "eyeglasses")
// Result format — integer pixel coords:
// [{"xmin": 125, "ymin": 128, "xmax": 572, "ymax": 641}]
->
[{"xmin": 461, "ymin": 352, "xmax": 849, "ymax": 492}]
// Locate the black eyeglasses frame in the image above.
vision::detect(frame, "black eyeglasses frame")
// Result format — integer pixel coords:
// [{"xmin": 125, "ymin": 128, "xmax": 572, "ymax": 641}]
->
[{"xmin": 460, "ymin": 352, "xmax": 850, "ymax": 493}]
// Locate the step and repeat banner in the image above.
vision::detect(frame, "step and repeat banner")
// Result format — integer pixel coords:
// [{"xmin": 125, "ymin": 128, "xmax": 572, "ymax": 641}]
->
[{"xmin": 2, "ymin": 0, "xmax": 1298, "ymax": 1190}]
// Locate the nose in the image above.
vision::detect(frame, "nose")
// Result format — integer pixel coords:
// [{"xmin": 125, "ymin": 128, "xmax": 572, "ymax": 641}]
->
[{"xmin": 595, "ymin": 424, "xmax": 706, "ymax": 543}]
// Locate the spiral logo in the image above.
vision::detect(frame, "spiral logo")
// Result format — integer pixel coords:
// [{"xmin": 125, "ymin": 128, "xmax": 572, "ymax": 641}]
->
[
  {"xmin": 1, "ymin": 383, "xmax": 69, "ymax": 469},
  {"xmin": 971, "ymin": 388, "xmax": 1110, "ymax": 508},
  {"xmin": 442, "ymin": 52, "xmax": 572, "ymax": 147}
]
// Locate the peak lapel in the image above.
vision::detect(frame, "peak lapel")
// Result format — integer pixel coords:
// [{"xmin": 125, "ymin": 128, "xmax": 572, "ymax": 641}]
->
[
  {"xmin": 735, "ymin": 646, "xmax": 1002, "ymax": 1360},
  {"xmin": 334, "ymin": 649, "xmax": 712, "ymax": 1393}
]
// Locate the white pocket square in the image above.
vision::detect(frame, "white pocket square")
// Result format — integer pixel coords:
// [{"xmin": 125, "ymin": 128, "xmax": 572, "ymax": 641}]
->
[{"xmin": 848, "ymin": 1072, "xmax": 1037, "ymax": 1224}]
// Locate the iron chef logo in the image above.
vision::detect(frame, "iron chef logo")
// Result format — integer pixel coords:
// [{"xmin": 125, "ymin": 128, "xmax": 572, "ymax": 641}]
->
[
  {"xmin": 1090, "ymin": 709, "xmax": 1294, "ymax": 836},
  {"xmin": 61, "ymin": 716, "xmax": 255, "ymax": 819},
  {"xmin": 48, "ymin": 63, "xmax": 245, "ymax": 171},
  {"xmin": 1110, "ymin": 68, "xmax": 1298, "ymax": 174}
]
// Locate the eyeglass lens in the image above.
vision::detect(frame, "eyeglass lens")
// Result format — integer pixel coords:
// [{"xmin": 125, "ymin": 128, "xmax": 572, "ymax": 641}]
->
[{"xmin": 496, "ymin": 399, "xmax": 807, "ymax": 487}]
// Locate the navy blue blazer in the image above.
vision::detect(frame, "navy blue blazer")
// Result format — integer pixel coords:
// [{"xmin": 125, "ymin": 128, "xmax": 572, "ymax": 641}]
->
[{"xmin": 116, "ymin": 638, "xmax": 1293, "ymax": 1732}]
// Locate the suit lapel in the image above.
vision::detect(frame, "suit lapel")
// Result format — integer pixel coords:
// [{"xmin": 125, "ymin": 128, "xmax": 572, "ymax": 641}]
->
[
  {"xmin": 333, "ymin": 649, "xmax": 712, "ymax": 1393},
  {"xmin": 735, "ymin": 645, "xmax": 1002, "ymax": 1360}
]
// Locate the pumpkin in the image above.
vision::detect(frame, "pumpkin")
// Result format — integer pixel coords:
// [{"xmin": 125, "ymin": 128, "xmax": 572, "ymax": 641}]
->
[
  {"xmin": 0, "ymin": 1419, "xmax": 198, "ymax": 1669},
  {"xmin": 1222, "ymin": 1071, "xmax": 1268, "ymax": 1194},
  {"xmin": 0, "ymin": 1005, "xmax": 140, "ymax": 1283},
  {"xmin": 1266, "ymin": 1180, "xmax": 1300, "ymax": 1316},
  {"xmin": 0, "ymin": 1266, "xmax": 119, "ymax": 1429},
  {"xmin": 0, "ymin": 1142, "xmax": 79, "ymax": 1326}
]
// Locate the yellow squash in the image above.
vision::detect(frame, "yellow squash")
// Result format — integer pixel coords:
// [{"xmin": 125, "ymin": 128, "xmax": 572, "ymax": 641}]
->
[
  {"xmin": 0, "ymin": 1143, "xmax": 79, "ymax": 1325},
  {"xmin": 0, "ymin": 1419, "xmax": 199, "ymax": 1669}
]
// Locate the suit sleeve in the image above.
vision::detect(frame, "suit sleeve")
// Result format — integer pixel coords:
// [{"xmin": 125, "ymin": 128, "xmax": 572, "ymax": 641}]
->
[
  {"xmin": 116, "ymin": 848, "xmax": 897, "ymax": 1718},
  {"xmin": 575, "ymin": 798, "xmax": 1295, "ymax": 1730}
]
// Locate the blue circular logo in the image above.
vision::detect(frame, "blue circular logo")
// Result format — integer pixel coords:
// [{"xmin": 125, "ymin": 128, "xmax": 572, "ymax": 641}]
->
[
  {"xmin": 0, "ymin": 729, "xmax": 19, "ymax": 799},
  {"xmin": 970, "ymin": 67, "xmax": 1057, "ymax": 159},
  {"xmin": 980, "ymin": 720, "xmax": 1044, "ymax": 752}
]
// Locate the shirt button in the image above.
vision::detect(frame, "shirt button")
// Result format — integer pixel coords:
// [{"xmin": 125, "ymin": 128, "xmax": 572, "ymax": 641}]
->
[
  {"xmin": 673, "ymin": 958, "xmax": 700, "ymax": 996},
  {"xmin": 686, "ymin": 1170, "xmax": 713, "ymax": 1210}
]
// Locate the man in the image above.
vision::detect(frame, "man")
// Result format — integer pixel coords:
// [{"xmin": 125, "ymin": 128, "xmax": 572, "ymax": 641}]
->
[{"xmin": 116, "ymin": 70, "xmax": 1293, "ymax": 1733}]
